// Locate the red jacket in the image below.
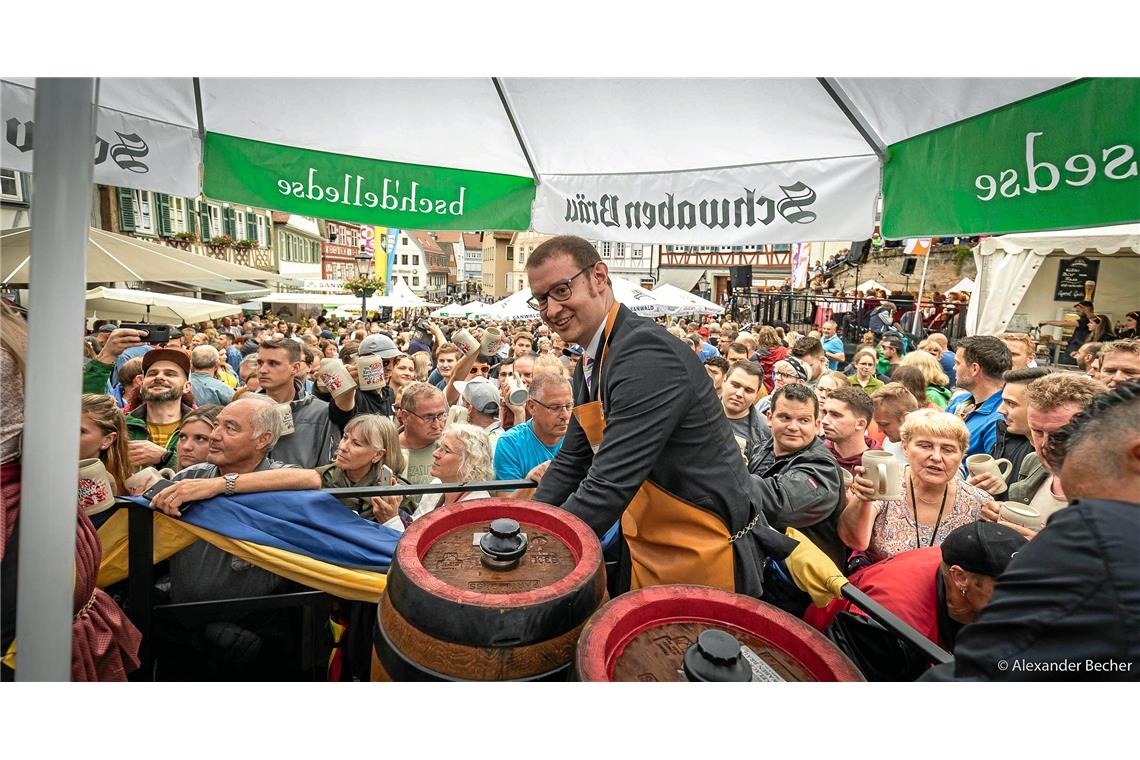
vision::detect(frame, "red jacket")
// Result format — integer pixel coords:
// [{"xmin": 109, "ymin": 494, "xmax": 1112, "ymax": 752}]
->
[
  {"xmin": 804, "ymin": 546, "xmax": 947, "ymax": 650},
  {"xmin": 755, "ymin": 346, "xmax": 789, "ymax": 392}
]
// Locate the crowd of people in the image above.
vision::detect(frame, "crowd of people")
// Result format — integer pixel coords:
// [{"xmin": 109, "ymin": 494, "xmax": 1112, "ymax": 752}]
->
[{"xmin": 1, "ymin": 234, "xmax": 1138, "ymax": 682}]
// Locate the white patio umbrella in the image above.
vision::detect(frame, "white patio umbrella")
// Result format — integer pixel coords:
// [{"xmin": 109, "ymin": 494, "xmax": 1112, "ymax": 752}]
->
[
  {"xmin": 652, "ymin": 283, "xmax": 725, "ymax": 315},
  {"xmin": 946, "ymin": 277, "xmax": 976, "ymax": 294},
  {"xmin": 84, "ymin": 286, "xmax": 242, "ymax": 323},
  {"xmin": 8, "ymin": 76, "xmax": 1139, "ymax": 679},
  {"xmin": 0, "ymin": 226, "xmax": 292, "ymax": 286}
]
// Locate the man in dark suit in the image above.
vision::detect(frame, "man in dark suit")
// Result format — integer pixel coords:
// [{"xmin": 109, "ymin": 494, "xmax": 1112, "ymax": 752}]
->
[{"xmin": 527, "ymin": 236, "xmax": 794, "ymax": 597}]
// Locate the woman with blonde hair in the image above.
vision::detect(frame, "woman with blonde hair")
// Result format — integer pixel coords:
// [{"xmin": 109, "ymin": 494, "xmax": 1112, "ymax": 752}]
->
[
  {"xmin": 411, "ymin": 351, "xmax": 432, "ymax": 383},
  {"xmin": 839, "ymin": 408, "xmax": 989, "ymax": 564},
  {"xmin": 317, "ymin": 414, "xmax": 406, "ymax": 521},
  {"xmin": 899, "ymin": 349, "xmax": 952, "ymax": 408},
  {"xmin": 389, "ymin": 423, "xmax": 494, "ymax": 531},
  {"xmin": 79, "ymin": 394, "xmax": 132, "ymax": 497}
]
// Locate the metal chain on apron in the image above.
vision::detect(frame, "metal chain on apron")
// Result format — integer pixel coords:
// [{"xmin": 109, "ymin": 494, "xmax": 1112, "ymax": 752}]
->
[{"xmin": 729, "ymin": 512, "xmax": 762, "ymax": 543}]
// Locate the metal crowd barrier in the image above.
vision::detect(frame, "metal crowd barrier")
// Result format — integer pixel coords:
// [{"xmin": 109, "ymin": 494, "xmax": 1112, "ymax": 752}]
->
[{"xmin": 122, "ymin": 479, "xmax": 536, "ymax": 680}]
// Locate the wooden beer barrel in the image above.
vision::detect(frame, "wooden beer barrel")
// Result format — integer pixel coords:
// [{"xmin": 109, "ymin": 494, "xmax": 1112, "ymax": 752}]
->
[
  {"xmin": 574, "ymin": 584, "xmax": 864, "ymax": 682},
  {"xmin": 372, "ymin": 498, "xmax": 606, "ymax": 681}
]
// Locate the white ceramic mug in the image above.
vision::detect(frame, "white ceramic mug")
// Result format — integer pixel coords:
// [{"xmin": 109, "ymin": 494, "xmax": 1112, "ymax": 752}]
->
[
  {"xmin": 479, "ymin": 327, "xmax": 502, "ymax": 356},
  {"xmin": 862, "ymin": 450, "xmax": 902, "ymax": 501},
  {"xmin": 966, "ymin": 454, "xmax": 1013, "ymax": 483},
  {"xmin": 318, "ymin": 358, "xmax": 356, "ymax": 398},
  {"xmin": 999, "ymin": 501, "xmax": 1044, "ymax": 529},
  {"xmin": 507, "ymin": 376, "xmax": 529, "ymax": 406},
  {"xmin": 78, "ymin": 458, "xmax": 117, "ymax": 515},
  {"xmin": 452, "ymin": 329, "xmax": 481, "ymax": 358},
  {"xmin": 278, "ymin": 403, "xmax": 295, "ymax": 435},
  {"xmin": 841, "ymin": 469, "xmax": 854, "ymax": 490},
  {"xmin": 356, "ymin": 353, "xmax": 387, "ymax": 391}
]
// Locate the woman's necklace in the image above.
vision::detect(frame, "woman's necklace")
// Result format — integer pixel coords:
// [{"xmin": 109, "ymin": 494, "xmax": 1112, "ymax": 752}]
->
[{"xmin": 909, "ymin": 474, "xmax": 949, "ymax": 549}]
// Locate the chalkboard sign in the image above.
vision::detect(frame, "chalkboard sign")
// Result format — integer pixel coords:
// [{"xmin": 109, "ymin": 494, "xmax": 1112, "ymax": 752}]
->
[{"xmin": 1054, "ymin": 256, "xmax": 1100, "ymax": 302}]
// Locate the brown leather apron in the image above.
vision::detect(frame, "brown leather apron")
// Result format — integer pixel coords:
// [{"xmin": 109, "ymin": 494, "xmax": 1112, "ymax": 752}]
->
[{"xmin": 572, "ymin": 304, "xmax": 736, "ymax": 591}]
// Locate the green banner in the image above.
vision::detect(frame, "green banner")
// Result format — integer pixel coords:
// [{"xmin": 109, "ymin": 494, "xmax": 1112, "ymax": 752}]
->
[
  {"xmin": 204, "ymin": 133, "xmax": 535, "ymax": 230},
  {"xmin": 882, "ymin": 78, "xmax": 1140, "ymax": 238}
]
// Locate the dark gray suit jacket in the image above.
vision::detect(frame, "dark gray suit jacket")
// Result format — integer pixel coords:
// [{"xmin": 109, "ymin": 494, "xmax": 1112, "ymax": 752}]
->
[{"xmin": 534, "ymin": 305, "xmax": 795, "ymax": 595}]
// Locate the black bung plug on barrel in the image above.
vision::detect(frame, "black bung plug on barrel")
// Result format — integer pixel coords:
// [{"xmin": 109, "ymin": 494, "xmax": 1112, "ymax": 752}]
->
[
  {"xmin": 480, "ymin": 518, "xmax": 529, "ymax": 570},
  {"xmin": 683, "ymin": 629, "xmax": 752, "ymax": 682}
]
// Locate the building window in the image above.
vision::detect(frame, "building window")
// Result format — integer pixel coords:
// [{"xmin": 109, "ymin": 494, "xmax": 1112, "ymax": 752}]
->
[
  {"xmin": 257, "ymin": 216, "xmax": 269, "ymax": 247},
  {"xmin": 207, "ymin": 205, "xmax": 221, "ymax": 238},
  {"xmin": 614, "ymin": 243, "xmax": 625, "ymax": 258},
  {"xmin": 506, "ymin": 246, "xmax": 514, "ymax": 261},
  {"xmin": 504, "ymin": 273, "xmax": 510, "ymax": 290},
  {"xmin": 402, "ymin": 236, "xmax": 408, "ymax": 246},
  {"xmin": 413, "ymin": 275, "xmax": 420, "ymax": 286},
  {"xmin": 167, "ymin": 197, "xmax": 185, "ymax": 233},
  {"xmin": 0, "ymin": 169, "xmax": 23, "ymax": 202},
  {"xmin": 234, "ymin": 210, "xmax": 246, "ymax": 240},
  {"xmin": 601, "ymin": 242, "xmax": 612, "ymax": 256},
  {"xmin": 413, "ymin": 255, "xmax": 419, "ymax": 266},
  {"xmin": 401, "ymin": 254, "xmax": 409, "ymax": 265},
  {"xmin": 133, "ymin": 190, "xmax": 153, "ymax": 232},
  {"xmin": 632, "ymin": 244, "xmax": 643, "ymax": 258}
]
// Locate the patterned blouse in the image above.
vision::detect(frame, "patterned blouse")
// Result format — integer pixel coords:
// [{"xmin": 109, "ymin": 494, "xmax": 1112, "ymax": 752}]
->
[{"xmin": 866, "ymin": 466, "xmax": 989, "ymax": 563}]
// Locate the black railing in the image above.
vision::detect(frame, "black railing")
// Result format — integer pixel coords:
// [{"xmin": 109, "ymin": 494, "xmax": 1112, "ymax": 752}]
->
[{"xmin": 123, "ymin": 479, "xmax": 537, "ymax": 680}]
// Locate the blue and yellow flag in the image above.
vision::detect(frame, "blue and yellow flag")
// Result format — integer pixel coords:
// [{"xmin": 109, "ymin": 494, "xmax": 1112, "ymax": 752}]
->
[{"xmin": 98, "ymin": 491, "xmax": 401, "ymax": 602}]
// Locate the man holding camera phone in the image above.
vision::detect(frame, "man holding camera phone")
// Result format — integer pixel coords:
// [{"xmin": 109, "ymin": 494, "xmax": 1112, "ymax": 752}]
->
[{"xmin": 83, "ymin": 326, "xmax": 194, "ymax": 470}]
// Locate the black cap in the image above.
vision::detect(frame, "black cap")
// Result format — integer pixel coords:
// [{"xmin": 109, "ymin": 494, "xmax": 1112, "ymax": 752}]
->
[{"xmin": 940, "ymin": 522, "xmax": 1027, "ymax": 578}]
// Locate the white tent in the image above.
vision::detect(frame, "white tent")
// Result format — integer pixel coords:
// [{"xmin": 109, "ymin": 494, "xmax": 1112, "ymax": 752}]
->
[
  {"xmin": 483, "ymin": 280, "xmax": 684, "ymax": 323},
  {"xmin": 84, "ymin": 286, "xmax": 242, "ymax": 323},
  {"xmin": 857, "ymin": 279, "xmax": 892, "ymax": 294},
  {"xmin": 967, "ymin": 224, "xmax": 1140, "ymax": 337},
  {"xmin": 431, "ymin": 300, "xmax": 489, "ymax": 319},
  {"xmin": 652, "ymin": 283, "xmax": 725, "ymax": 316},
  {"xmin": 946, "ymin": 277, "xmax": 975, "ymax": 295}
]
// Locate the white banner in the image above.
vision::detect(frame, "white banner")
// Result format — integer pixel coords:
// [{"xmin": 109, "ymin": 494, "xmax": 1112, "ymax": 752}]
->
[
  {"xmin": 1, "ymin": 80, "xmax": 200, "ymax": 197},
  {"xmin": 530, "ymin": 156, "xmax": 879, "ymax": 245}
]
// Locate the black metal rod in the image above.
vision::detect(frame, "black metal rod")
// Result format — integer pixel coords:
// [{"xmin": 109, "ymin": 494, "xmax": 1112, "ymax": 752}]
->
[
  {"xmin": 153, "ymin": 590, "xmax": 333, "ymax": 625},
  {"xmin": 840, "ymin": 584, "xmax": 954, "ymax": 666},
  {"xmin": 323, "ymin": 480, "xmax": 535, "ymax": 498},
  {"xmin": 126, "ymin": 502, "xmax": 155, "ymax": 679}
]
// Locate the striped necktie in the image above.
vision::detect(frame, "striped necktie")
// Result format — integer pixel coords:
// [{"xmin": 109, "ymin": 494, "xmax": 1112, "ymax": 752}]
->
[{"xmin": 583, "ymin": 355, "xmax": 595, "ymax": 393}]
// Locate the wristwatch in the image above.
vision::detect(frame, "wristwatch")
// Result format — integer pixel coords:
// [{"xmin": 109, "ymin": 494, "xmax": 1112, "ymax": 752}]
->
[{"xmin": 223, "ymin": 472, "xmax": 239, "ymax": 496}]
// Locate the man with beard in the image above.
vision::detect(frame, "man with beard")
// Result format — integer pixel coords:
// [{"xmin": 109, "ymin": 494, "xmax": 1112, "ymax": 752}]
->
[{"xmin": 122, "ymin": 347, "xmax": 195, "ymax": 471}]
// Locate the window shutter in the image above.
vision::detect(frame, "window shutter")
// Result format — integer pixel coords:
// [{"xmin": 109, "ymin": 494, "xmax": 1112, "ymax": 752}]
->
[
  {"xmin": 117, "ymin": 187, "xmax": 136, "ymax": 231},
  {"xmin": 198, "ymin": 202, "xmax": 210, "ymax": 240},
  {"xmin": 156, "ymin": 193, "xmax": 172, "ymax": 236},
  {"xmin": 223, "ymin": 207, "xmax": 236, "ymax": 238},
  {"xmin": 185, "ymin": 199, "xmax": 196, "ymax": 236},
  {"xmin": 246, "ymin": 213, "xmax": 257, "ymax": 242}
]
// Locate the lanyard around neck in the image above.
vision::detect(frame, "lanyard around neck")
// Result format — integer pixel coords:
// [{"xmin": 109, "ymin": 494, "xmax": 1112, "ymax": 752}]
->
[{"xmin": 909, "ymin": 473, "xmax": 949, "ymax": 549}]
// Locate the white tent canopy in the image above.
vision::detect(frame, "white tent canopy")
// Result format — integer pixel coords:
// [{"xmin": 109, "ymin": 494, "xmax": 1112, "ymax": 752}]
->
[
  {"xmin": 857, "ymin": 279, "xmax": 892, "ymax": 294},
  {"xmin": 652, "ymin": 283, "xmax": 725, "ymax": 316},
  {"xmin": 83, "ymin": 286, "xmax": 242, "ymax": 324},
  {"xmin": 485, "ymin": 280, "xmax": 684, "ymax": 322},
  {"xmin": 946, "ymin": 277, "xmax": 975, "ymax": 295},
  {"xmin": 967, "ymin": 224, "xmax": 1140, "ymax": 336},
  {"xmin": 431, "ymin": 300, "xmax": 490, "ymax": 319}
]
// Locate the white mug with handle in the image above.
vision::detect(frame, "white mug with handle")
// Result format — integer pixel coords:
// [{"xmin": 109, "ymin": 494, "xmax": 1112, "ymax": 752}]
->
[
  {"xmin": 862, "ymin": 450, "xmax": 902, "ymax": 501},
  {"xmin": 966, "ymin": 454, "xmax": 1013, "ymax": 483}
]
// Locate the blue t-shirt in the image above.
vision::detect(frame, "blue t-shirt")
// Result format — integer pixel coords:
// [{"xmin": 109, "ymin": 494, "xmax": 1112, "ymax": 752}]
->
[
  {"xmin": 822, "ymin": 335, "xmax": 845, "ymax": 370},
  {"xmin": 946, "ymin": 388, "xmax": 1005, "ymax": 460},
  {"xmin": 493, "ymin": 419, "xmax": 562, "ymax": 487},
  {"xmin": 698, "ymin": 342, "xmax": 719, "ymax": 362}
]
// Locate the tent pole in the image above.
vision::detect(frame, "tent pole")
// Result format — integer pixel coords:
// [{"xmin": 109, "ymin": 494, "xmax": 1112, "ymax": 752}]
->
[
  {"xmin": 914, "ymin": 252, "xmax": 932, "ymax": 336},
  {"xmin": 16, "ymin": 77, "xmax": 98, "ymax": 681}
]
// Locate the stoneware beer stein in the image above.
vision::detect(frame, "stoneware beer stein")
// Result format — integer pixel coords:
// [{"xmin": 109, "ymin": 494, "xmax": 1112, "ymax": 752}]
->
[
  {"xmin": 278, "ymin": 403, "xmax": 296, "ymax": 435},
  {"xmin": 479, "ymin": 327, "xmax": 502, "ymax": 356},
  {"xmin": 862, "ymin": 450, "xmax": 902, "ymax": 501},
  {"xmin": 841, "ymin": 469, "xmax": 854, "ymax": 490},
  {"xmin": 357, "ymin": 353, "xmax": 387, "ymax": 391},
  {"xmin": 452, "ymin": 329, "xmax": 481, "ymax": 358},
  {"xmin": 78, "ymin": 458, "xmax": 117, "ymax": 516},
  {"xmin": 999, "ymin": 501, "xmax": 1044, "ymax": 530},
  {"xmin": 966, "ymin": 454, "xmax": 1013, "ymax": 483},
  {"xmin": 507, "ymin": 376, "xmax": 529, "ymax": 406},
  {"xmin": 124, "ymin": 466, "xmax": 176, "ymax": 495},
  {"xmin": 318, "ymin": 358, "xmax": 356, "ymax": 398}
]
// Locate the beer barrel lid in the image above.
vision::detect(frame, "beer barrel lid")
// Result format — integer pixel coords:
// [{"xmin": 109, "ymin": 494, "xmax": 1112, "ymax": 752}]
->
[
  {"xmin": 386, "ymin": 498, "xmax": 605, "ymax": 648},
  {"xmin": 575, "ymin": 584, "xmax": 864, "ymax": 682}
]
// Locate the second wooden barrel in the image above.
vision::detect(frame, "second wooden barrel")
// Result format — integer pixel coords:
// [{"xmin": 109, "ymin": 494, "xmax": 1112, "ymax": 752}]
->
[
  {"xmin": 574, "ymin": 584, "xmax": 864, "ymax": 682},
  {"xmin": 373, "ymin": 498, "xmax": 606, "ymax": 681}
]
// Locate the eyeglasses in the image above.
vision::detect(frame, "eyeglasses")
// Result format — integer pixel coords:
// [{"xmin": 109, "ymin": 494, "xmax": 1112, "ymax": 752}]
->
[
  {"xmin": 403, "ymin": 408, "xmax": 447, "ymax": 424},
  {"xmin": 775, "ymin": 371, "xmax": 800, "ymax": 380},
  {"xmin": 527, "ymin": 265, "xmax": 594, "ymax": 311},
  {"xmin": 530, "ymin": 398, "xmax": 574, "ymax": 414}
]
